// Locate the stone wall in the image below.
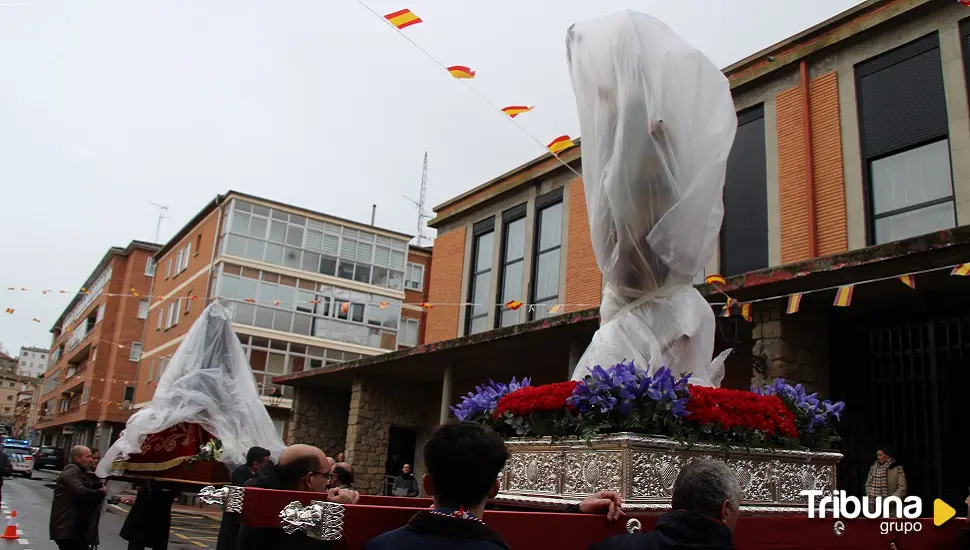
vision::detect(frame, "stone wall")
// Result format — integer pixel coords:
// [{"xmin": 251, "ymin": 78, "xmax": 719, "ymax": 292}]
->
[
  {"xmin": 288, "ymin": 387, "xmax": 351, "ymax": 458},
  {"xmin": 344, "ymin": 378, "xmax": 437, "ymax": 495},
  {"xmin": 750, "ymin": 301, "xmax": 831, "ymax": 396}
]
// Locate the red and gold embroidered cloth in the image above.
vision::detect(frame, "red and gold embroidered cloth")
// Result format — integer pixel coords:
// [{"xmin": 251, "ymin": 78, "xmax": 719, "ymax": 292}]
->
[{"xmin": 115, "ymin": 422, "xmax": 229, "ymax": 484}]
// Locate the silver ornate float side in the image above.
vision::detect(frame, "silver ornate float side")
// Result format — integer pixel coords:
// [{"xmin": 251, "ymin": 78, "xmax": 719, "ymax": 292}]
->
[{"xmin": 494, "ymin": 433, "xmax": 841, "ymax": 514}]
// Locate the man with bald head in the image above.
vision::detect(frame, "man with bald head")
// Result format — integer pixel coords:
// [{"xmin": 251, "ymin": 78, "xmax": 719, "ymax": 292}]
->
[
  {"xmin": 237, "ymin": 444, "xmax": 358, "ymax": 550},
  {"xmin": 50, "ymin": 446, "xmax": 105, "ymax": 550}
]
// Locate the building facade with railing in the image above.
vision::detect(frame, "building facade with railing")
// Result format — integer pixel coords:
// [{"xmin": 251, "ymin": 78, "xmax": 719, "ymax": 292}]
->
[
  {"xmin": 136, "ymin": 191, "xmax": 425, "ymax": 439},
  {"xmin": 34, "ymin": 240, "xmax": 160, "ymax": 452}
]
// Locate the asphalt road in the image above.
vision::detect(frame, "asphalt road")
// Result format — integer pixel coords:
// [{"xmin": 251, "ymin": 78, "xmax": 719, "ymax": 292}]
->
[{"xmin": 0, "ymin": 469, "xmax": 220, "ymax": 550}]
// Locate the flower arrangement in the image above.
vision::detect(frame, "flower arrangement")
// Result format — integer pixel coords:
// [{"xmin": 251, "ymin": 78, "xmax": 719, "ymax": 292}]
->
[
  {"xmin": 454, "ymin": 362, "xmax": 844, "ymax": 450},
  {"xmin": 191, "ymin": 439, "xmax": 223, "ymax": 463}
]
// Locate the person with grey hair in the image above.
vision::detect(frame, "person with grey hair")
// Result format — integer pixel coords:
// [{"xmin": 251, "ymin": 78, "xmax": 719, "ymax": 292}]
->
[{"xmin": 591, "ymin": 459, "xmax": 738, "ymax": 550}]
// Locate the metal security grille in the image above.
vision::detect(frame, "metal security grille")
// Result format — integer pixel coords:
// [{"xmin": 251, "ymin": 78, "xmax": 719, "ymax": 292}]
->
[{"xmin": 831, "ymin": 314, "xmax": 968, "ymax": 507}]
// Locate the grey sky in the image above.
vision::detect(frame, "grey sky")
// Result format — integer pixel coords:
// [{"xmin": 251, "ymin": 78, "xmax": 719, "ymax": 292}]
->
[{"xmin": 0, "ymin": 0, "xmax": 862, "ymax": 352}]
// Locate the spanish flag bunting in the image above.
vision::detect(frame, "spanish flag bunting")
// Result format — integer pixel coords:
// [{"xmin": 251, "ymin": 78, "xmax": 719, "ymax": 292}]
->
[
  {"xmin": 190, "ymin": 295, "xmax": 199, "ymax": 301},
  {"xmin": 384, "ymin": 8, "xmax": 422, "ymax": 29},
  {"xmin": 379, "ymin": 301, "xmax": 389, "ymax": 310},
  {"xmin": 501, "ymin": 105, "xmax": 533, "ymax": 118},
  {"xmin": 833, "ymin": 285, "xmax": 854, "ymax": 308},
  {"xmin": 548, "ymin": 304, "xmax": 565, "ymax": 314},
  {"xmin": 60, "ymin": 290, "xmax": 67, "ymax": 294},
  {"xmin": 309, "ymin": 299, "xmax": 321, "ymax": 305},
  {"xmin": 244, "ymin": 298, "xmax": 256, "ymax": 304},
  {"xmin": 720, "ymin": 298, "xmax": 734, "ymax": 318},
  {"xmin": 447, "ymin": 65, "xmax": 475, "ymax": 79},
  {"xmin": 741, "ymin": 303, "xmax": 752, "ymax": 322},
  {"xmin": 4, "ymin": 308, "xmax": 12, "ymax": 314},
  {"xmin": 43, "ymin": 289, "xmax": 50, "ymax": 295},
  {"xmin": 899, "ymin": 275, "xmax": 916, "ymax": 289},
  {"xmin": 339, "ymin": 302, "xmax": 350, "ymax": 315},
  {"xmin": 786, "ymin": 293, "xmax": 802, "ymax": 315},
  {"xmin": 273, "ymin": 300, "xmax": 281, "ymax": 306},
  {"xmin": 951, "ymin": 263, "xmax": 970, "ymax": 276},
  {"xmin": 131, "ymin": 288, "xmax": 140, "ymax": 297},
  {"xmin": 419, "ymin": 302, "xmax": 433, "ymax": 309},
  {"xmin": 32, "ymin": 318, "xmax": 40, "ymax": 323},
  {"xmin": 81, "ymin": 287, "xmax": 89, "ymax": 294},
  {"xmin": 705, "ymin": 274, "xmax": 727, "ymax": 286},
  {"xmin": 505, "ymin": 300, "xmax": 523, "ymax": 311},
  {"xmin": 20, "ymin": 288, "xmax": 27, "ymax": 291},
  {"xmin": 547, "ymin": 135, "xmax": 576, "ymax": 154}
]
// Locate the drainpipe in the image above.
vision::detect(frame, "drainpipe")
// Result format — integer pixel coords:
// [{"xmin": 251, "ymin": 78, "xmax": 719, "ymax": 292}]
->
[{"xmin": 800, "ymin": 60, "xmax": 818, "ymax": 257}]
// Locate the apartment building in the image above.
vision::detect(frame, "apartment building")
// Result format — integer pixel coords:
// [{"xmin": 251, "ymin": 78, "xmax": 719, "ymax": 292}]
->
[
  {"xmin": 16, "ymin": 346, "xmax": 48, "ymax": 378},
  {"xmin": 34, "ymin": 240, "xmax": 160, "ymax": 452},
  {"xmin": 136, "ymin": 191, "xmax": 421, "ymax": 438},
  {"xmin": 276, "ymin": 0, "xmax": 970, "ymax": 499}
]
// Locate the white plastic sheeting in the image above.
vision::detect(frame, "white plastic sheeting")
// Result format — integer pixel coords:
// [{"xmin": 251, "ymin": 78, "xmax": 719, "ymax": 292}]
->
[
  {"xmin": 97, "ymin": 302, "xmax": 285, "ymax": 478},
  {"xmin": 566, "ymin": 11, "xmax": 737, "ymax": 386}
]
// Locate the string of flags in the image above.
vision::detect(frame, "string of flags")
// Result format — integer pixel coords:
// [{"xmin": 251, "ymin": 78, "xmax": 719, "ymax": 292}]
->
[{"xmin": 363, "ymin": 3, "xmax": 581, "ymax": 175}]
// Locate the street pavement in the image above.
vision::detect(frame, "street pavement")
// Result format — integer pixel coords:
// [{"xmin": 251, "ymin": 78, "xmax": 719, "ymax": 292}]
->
[{"xmin": 0, "ymin": 469, "xmax": 221, "ymax": 550}]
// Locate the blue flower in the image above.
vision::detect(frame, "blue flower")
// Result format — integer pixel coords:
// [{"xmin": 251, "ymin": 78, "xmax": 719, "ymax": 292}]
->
[{"xmin": 450, "ymin": 377, "xmax": 530, "ymax": 421}]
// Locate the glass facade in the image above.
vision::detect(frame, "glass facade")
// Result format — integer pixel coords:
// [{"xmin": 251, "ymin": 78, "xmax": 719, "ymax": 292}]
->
[
  {"xmin": 235, "ymin": 333, "xmax": 363, "ymax": 398},
  {"xmin": 216, "ymin": 264, "xmax": 402, "ymax": 351},
  {"xmin": 222, "ymin": 199, "xmax": 408, "ymax": 291}
]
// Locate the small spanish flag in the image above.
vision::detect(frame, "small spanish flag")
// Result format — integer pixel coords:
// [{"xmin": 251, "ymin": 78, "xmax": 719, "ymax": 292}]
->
[
  {"xmin": 384, "ymin": 8, "xmax": 422, "ymax": 29},
  {"xmin": 309, "ymin": 299, "xmax": 321, "ymax": 305},
  {"xmin": 705, "ymin": 274, "xmax": 727, "ymax": 286},
  {"xmin": 340, "ymin": 302, "xmax": 350, "ymax": 315},
  {"xmin": 379, "ymin": 301, "xmax": 389, "ymax": 310},
  {"xmin": 501, "ymin": 105, "xmax": 533, "ymax": 118},
  {"xmin": 190, "ymin": 295, "xmax": 200, "ymax": 301},
  {"xmin": 32, "ymin": 318, "xmax": 40, "ymax": 323},
  {"xmin": 548, "ymin": 304, "xmax": 565, "ymax": 314},
  {"xmin": 81, "ymin": 287, "xmax": 89, "ymax": 294},
  {"xmin": 447, "ymin": 65, "xmax": 475, "ymax": 79},
  {"xmin": 786, "ymin": 293, "xmax": 802, "ymax": 315},
  {"xmin": 43, "ymin": 289, "xmax": 50, "ymax": 295},
  {"xmin": 505, "ymin": 300, "xmax": 523, "ymax": 311},
  {"xmin": 273, "ymin": 300, "xmax": 281, "ymax": 306},
  {"xmin": 740, "ymin": 303, "xmax": 752, "ymax": 322},
  {"xmin": 131, "ymin": 288, "xmax": 140, "ymax": 297},
  {"xmin": 419, "ymin": 302, "xmax": 434, "ymax": 309},
  {"xmin": 899, "ymin": 275, "xmax": 916, "ymax": 289},
  {"xmin": 951, "ymin": 263, "xmax": 970, "ymax": 276},
  {"xmin": 244, "ymin": 298, "xmax": 256, "ymax": 304},
  {"xmin": 547, "ymin": 135, "xmax": 576, "ymax": 154},
  {"xmin": 720, "ymin": 298, "xmax": 734, "ymax": 318},
  {"xmin": 4, "ymin": 308, "xmax": 12, "ymax": 314},
  {"xmin": 833, "ymin": 285, "xmax": 854, "ymax": 308}
]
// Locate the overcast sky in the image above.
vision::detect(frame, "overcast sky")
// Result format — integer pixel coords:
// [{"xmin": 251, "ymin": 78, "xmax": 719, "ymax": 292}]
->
[{"xmin": 0, "ymin": 0, "xmax": 862, "ymax": 354}]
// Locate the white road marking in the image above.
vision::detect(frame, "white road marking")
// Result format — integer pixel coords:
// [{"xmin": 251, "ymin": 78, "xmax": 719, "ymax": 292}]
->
[{"xmin": 17, "ymin": 538, "xmax": 28, "ymax": 544}]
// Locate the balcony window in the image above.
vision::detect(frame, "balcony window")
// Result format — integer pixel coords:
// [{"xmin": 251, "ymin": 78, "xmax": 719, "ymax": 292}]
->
[
  {"xmin": 405, "ymin": 263, "xmax": 425, "ymax": 291},
  {"xmin": 530, "ymin": 189, "xmax": 563, "ymax": 320},
  {"xmin": 399, "ymin": 317, "xmax": 420, "ymax": 347},
  {"xmin": 466, "ymin": 217, "xmax": 495, "ymax": 335},
  {"xmin": 137, "ymin": 299, "xmax": 149, "ymax": 320}
]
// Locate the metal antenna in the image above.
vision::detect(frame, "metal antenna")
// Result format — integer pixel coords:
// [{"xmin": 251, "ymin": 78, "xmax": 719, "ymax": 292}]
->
[
  {"xmin": 150, "ymin": 202, "xmax": 170, "ymax": 244},
  {"xmin": 403, "ymin": 152, "xmax": 432, "ymax": 246}
]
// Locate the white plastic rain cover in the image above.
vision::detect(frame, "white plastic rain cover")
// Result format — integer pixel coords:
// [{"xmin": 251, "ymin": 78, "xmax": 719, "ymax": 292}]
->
[
  {"xmin": 97, "ymin": 302, "xmax": 285, "ymax": 477},
  {"xmin": 566, "ymin": 11, "xmax": 737, "ymax": 387}
]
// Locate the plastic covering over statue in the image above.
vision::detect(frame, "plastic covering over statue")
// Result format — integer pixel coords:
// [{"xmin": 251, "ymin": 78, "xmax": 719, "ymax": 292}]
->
[
  {"xmin": 97, "ymin": 302, "xmax": 285, "ymax": 479},
  {"xmin": 566, "ymin": 11, "xmax": 738, "ymax": 387}
]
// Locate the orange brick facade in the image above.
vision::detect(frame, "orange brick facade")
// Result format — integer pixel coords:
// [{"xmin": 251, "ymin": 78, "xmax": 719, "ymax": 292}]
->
[
  {"xmin": 565, "ymin": 177, "xmax": 601, "ymax": 312},
  {"xmin": 425, "ymin": 226, "xmax": 466, "ymax": 343},
  {"xmin": 777, "ymin": 71, "xmax": 848, "ymax": 264},
  {"xmin": 402, "ymin": 247, "xmax": 432, "ymax": 348}
]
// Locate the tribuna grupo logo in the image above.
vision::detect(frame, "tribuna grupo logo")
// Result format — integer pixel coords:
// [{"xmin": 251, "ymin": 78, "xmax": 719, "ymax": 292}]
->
[{"xmin": 802, "ymin": 490, "xmax": 924, "ymax": 534}]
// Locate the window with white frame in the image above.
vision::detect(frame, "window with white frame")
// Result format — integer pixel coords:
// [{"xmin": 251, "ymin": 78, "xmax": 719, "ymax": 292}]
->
[
  {"xmin": 137, "ymin": 299, "xmax": 149, "ymax": 320},
  {"xmin": 157, "ymin": 308, "xmax": 163, "ymax": 331},
  {"xmin": 147, "ymin": 360, "xmax": 155, "ymax": 382},
  {"xmin": 405, "ymin": 263, "xmax": 424, "ymax": 291},
  {"xmin": 145, "ymin": 258, "xmax": 156, "ymax": 277},
  {"xmin": 179, "ymin": 243, "xmax": 191, "ymax": 273},
  {"xmin": 129, "ymin": 342, "xmax": 142, "ymax": 361},
  {"xmin": 399, "ymin": 317, "xmax": 420, "ymax": 347},
  {"xmin": 175, "ymin": 249, "xmax": 184, "ymax": 275},
  {"xmin": 166, "ymin": 259, "xmax": 172, "ymax": 278},
  {"xmin": 81, "ymin": 386, "xmax": 89, "ymax": 404},
  {"xmin": 166, "ymin": 302, "xmax": 175, "ymax": 329},
  {"xmin": 173, "ymin": 298, "xmax": 181, "ymax": 325}
]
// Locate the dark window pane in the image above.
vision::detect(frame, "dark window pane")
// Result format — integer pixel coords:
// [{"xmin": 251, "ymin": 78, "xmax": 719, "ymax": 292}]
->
[
  {"xmin": 337, "ymin": 261, "xmax": 355, "ymax": 280},
  {"xmin": 371, "ymin": 266, "xmax": 389, "ymax": 287},
  {"xmin": 319, "ymin": 255, "xmax": 337, "ymax": 276},
  {"xmin": 387, "ymin": 270, "xmax": 404, "ymax": 290},
  {"xmin": 351, "ymin": 304, "xmax": 365, "ymax": 323},
  {"xmin": 353, "ymin": 265, "xmax": 371, "ymax": 283}
]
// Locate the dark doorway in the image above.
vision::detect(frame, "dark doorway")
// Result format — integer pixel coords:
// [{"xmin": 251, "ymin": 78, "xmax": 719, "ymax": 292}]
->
[{"xmin": 385, "ymin": 426, "xmax": 417, "ymax": 495}]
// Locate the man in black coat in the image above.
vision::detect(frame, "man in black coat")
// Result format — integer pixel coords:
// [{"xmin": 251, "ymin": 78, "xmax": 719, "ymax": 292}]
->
[
  {"xmin": 237, "ymin": 444, "xmax": 358, "ymax": 550},
  {"xmin": 590, "ymin": 459, "xmax": 738, "ymax": 550},
  {"xmin": 216, "ymin": 447, "xmax": 272, "ymax": 550},
  {"xmin": 120, "ymin": 482, "xmax": 179, "ymax": 550},
  {"xmin": 49, "ymin": 446, "xmax": 106, "ymax": 550}
]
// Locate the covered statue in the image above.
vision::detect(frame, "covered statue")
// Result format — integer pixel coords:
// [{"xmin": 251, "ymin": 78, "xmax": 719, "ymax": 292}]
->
[
  {"xmin": 97, "ymin": 302, "xmax": 285, "ymax": 480},
  {"xmin": 565, "ymin": 11, "xmax": 738, "ymax": 386}
]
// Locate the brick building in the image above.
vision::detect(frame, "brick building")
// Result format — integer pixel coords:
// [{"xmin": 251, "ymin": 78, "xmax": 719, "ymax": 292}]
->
[
  {"xmin": 35, "ymin": 240, "xmax": 160, "ymax": 452},
  {"xmin": 276, "ymin": 0, "xmax": 970, "ymax": 504},
  {"xmin": 135, "ymin": 191, "xmax": 426, "ymax": 440}
]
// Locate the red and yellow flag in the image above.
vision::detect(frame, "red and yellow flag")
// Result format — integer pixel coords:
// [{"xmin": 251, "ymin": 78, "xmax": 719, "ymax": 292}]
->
[
  {"xmin": 786, "ymin": 293, "xmax": 802, "ymax": 315},
  {"xmin": 339, "ymin": 302, "xmax": 350, "ymax": 315},
  {"xmin": 833, "ymin": 285, "xmax": 854, "ymax": 308},
  {"xmin": 419, "ymin": 302, "xmax": 434, "ymax": 309},
  {"xmin": 273, "ymin": 300, "xmax": 281, "ymax": 306},
  {"xmin": 32, "ymin": 318, "xmax": 40, "ymax": 323},
  {"xmin": 447, "ymin": 65, "xmax": 475, "ymax": 79},
  {"xmin": 548, "ymin": 304, "xmax": 565, "ymax": 314},
  {"xmin": 720, "ymin": 298, "xmax": 734, "ymax": 318},
  {"xmin": 705, "ymin": 274, "xmax": 726, "ymax": 286},
  {"xmin": 244, "ymin": 298, "xmax": 256, "ymax": 304},
  {"xmin": 899, "ymin": 275, "xmax": 915, "ymax": 289},
  {"xmin": 131, "ymin": 288, "xmax": 140, "ymax": 297},
  {"xmin": 740, "ymin": 303, "xmax": 752, "ymax": 322},
  {"xmin": 505, "ymin": 300, "xmax": 523, "ymax": 311},
  {"xmin": 4, "ymin": 308, "xmax": 12, "ymax": 314},
  {"xmin": 547, "ymin": 135, "xmax": 576, "ymax": 154},
  {"xmin": 501, "ymin": 105, "xmax": 533, "ymax": 118},
  {"xmin": 384, "ymin": 8, "xmax": 422, "ymax": 29},
  {"xmin": 379, "ymin": 301, "xmax": 389, "ymax": 310},
  {"xmin": 951, "ymin": 263, "xmax": 970, "ymax": 276}
]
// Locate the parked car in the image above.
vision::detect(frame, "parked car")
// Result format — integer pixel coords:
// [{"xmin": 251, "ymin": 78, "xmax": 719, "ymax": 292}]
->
[
  {"xmin": 2, "ymin": 446, "xmax": 33, "ymax": 478},
  {"xmin": 33, "ymin": 446, "xmax": 64, "ymax": 470}
]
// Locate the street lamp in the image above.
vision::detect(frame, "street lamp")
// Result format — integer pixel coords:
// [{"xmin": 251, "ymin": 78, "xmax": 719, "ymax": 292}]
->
[{"xmin": 270, "ymin": 387, "xmax": 283, "ymax": 407}]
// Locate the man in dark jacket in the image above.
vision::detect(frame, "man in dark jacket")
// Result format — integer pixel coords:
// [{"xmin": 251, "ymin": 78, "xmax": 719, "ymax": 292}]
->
[
  {"xmin": 590, "ymin": 459, "xmax": 738, "ymax": 550},
  {"xmin": 216, "ymin": 446, "xmax": 272, "ymax": 550},
  {"xmin": 49, "ymin": 446, "xmax": 106, "ymax": 550},
  {"xmin": 237, "ymin": 444, "xmax": 358, "ymax": 550},
  {"xmin": 391, "ymin": 464, "xmax": 419, "ymax": 497}
]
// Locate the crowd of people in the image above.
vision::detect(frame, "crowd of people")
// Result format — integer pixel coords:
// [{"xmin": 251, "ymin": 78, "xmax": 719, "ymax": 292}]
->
[{"xmin": 42, "ymin": 423, "xmax": 970, "ymax": 550}]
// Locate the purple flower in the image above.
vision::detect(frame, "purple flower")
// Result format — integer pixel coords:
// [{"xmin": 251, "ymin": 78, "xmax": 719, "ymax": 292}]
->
[
  {"xmin": 450, "ymin": 377, "xmax": 530, "ymax": 421},
  {"xmin": 754, "ymin": 378, "xmax": 845, "ymax": 433},
  {"xmin": 567, "ymin": 361, "xmax": 690, "ymax": 420}
]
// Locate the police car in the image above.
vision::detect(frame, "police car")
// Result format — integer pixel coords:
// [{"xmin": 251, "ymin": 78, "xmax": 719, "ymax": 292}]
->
[{"xmin": 1, "ymin": 438, "xmax": 34, "ymax": 478}]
